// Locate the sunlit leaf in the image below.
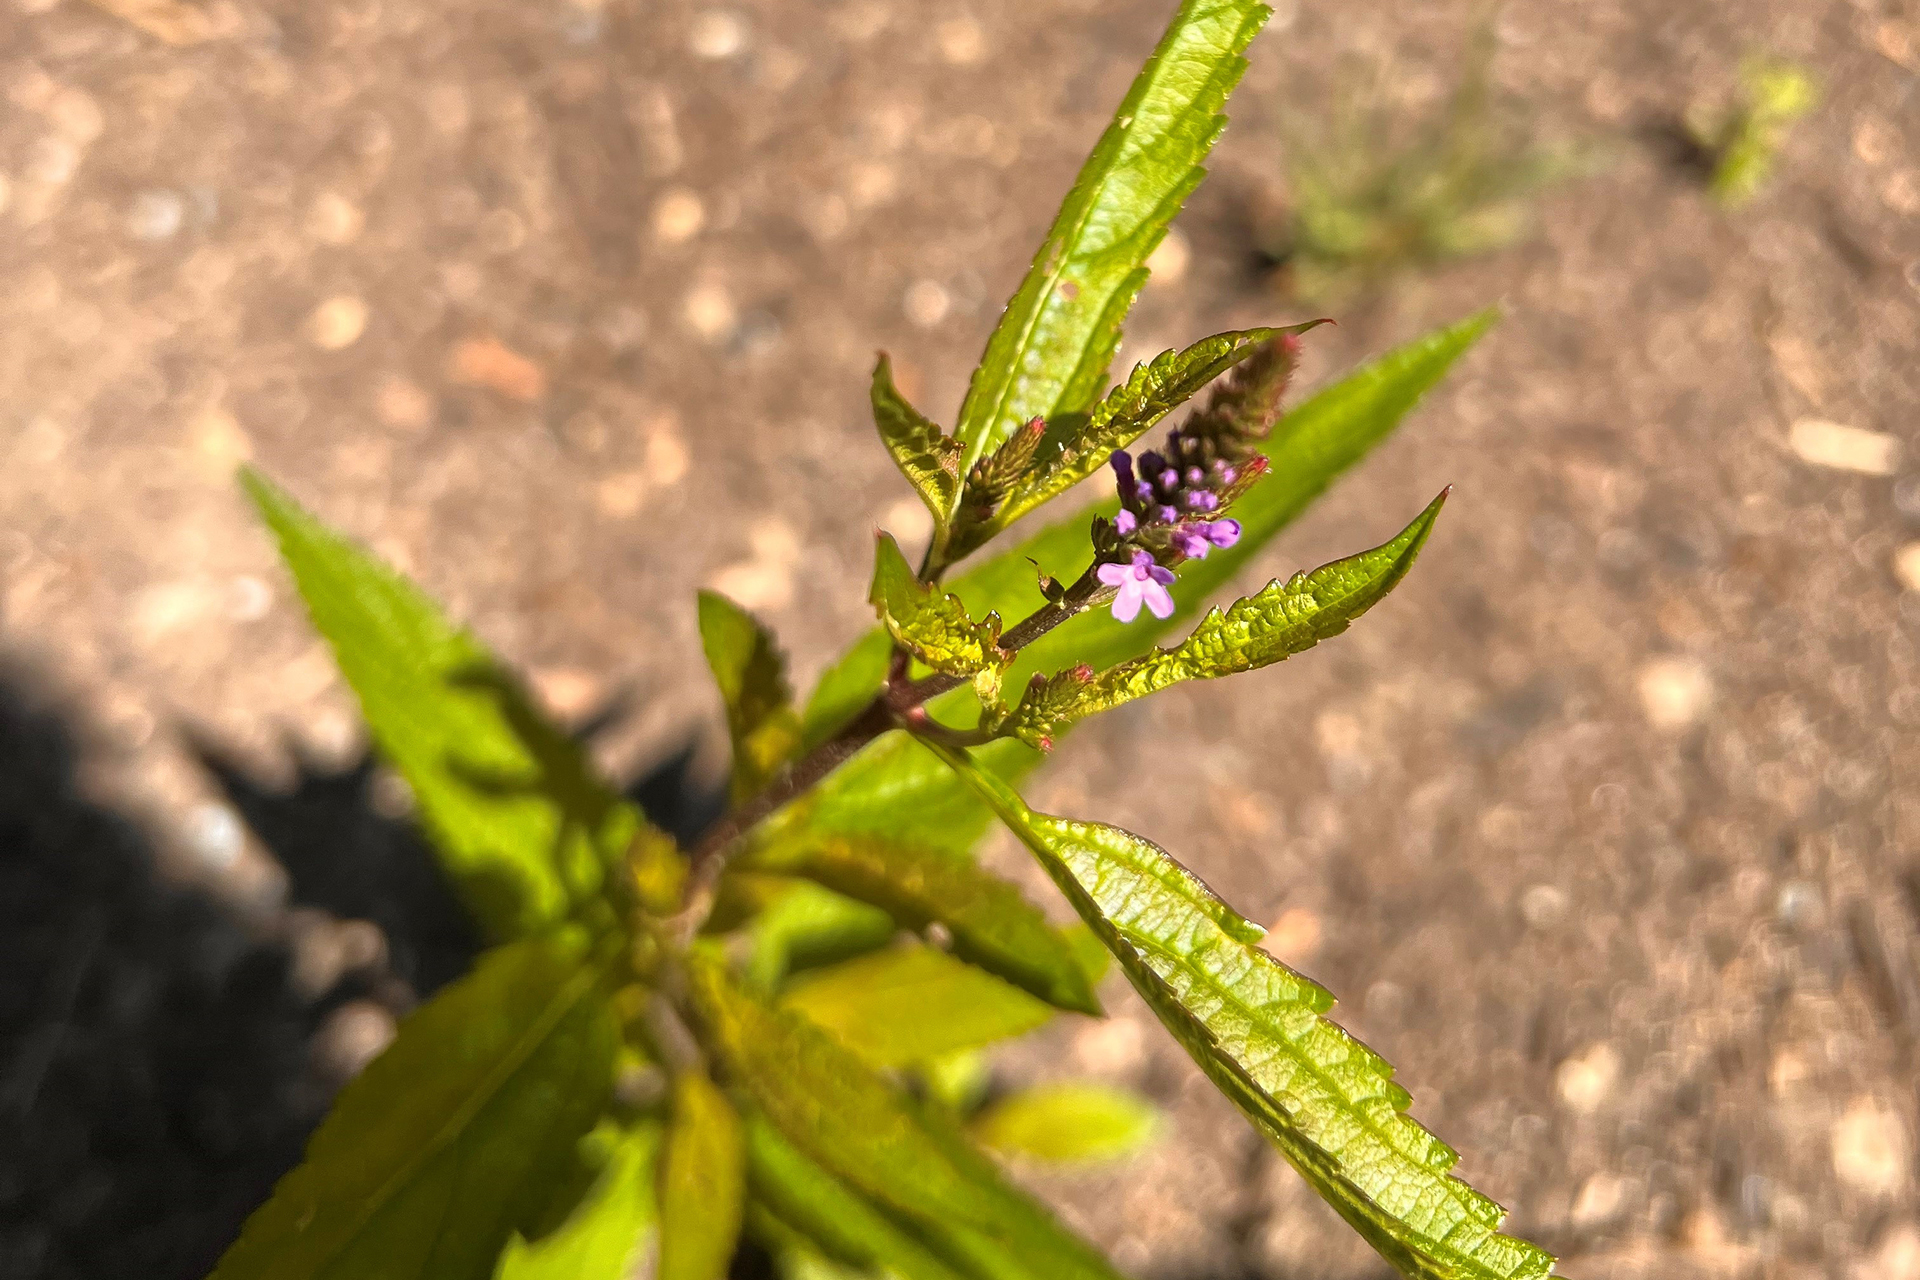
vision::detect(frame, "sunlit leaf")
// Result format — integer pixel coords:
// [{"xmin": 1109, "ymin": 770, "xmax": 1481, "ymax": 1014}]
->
[
  {"xmin": 751, "ymin": 836, "xmax": 1099, "ymax": 1014},
  {"xmin": 717, "ymin": 875, "xmax": 897, "ymax": 993},
  {"xmin": 687, "ymin": 952, "xmax": 1123, "ymax": 1280},
  {"xmin": 952, "ymin": 0, "xmax": 1276, "ymax": 478},
  {"xmin": 245, "ymin": 469, "xmax": 647, "ymax": 941},
  {"xmin": 494, "ymin": 1122, "xmax": 658, "ymax": 1280},
  {"xmin": 659, "ymin": 1071, "xmax": 745, "ymax": 1280},
  {"xmin": 1006, "ymin": 492, "xmax": 1445, "ymax": 748},
  {"xmin": 782, "ymin": 945, "xmax": 1058, "ymax": 1066},
  {"xmin": 971, "ymin": 1084, "xmax": 1160, "ymax": 1166},
  {"xmin": 209, "ymin": 934, "xmax": 618, "ymax": 1280},
  {"xmin": 936, "ymin": 755, "xmax": 1555, "ymax": 1280},
  {"xmin": 699, "ymin": 590, "xmax": 804, "ymax": 802},
  {"xmin": 874, "ymin": 353, "xmax": 965, "ymax": 542},
  {"xmin": 871, "ymin": 532, "xmax": 1008, "ymax": 679}
]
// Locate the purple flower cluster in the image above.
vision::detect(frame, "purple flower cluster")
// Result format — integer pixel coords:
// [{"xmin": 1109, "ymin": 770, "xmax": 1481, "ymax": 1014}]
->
[
  {"xmin": 1096, "ymin": 550, "xmax": 1177, "ymax": 622},
  {"xmin": 1109, "ymin": 449, "xmax": 1247, "ymax": 560}
]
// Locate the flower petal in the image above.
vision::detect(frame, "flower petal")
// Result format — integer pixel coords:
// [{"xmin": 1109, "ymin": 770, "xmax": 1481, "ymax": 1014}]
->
[
  {"xmin": 1096, "ymin": 562, "xmax": 1128, "ymax": 587},
  {"xmin": 1147, "ymin": 564, "xmax": 1177, "ymax": 585},
  {"xmin": 1142, "ymin": 581, "xmax": 1176, "ymax": 618},
  {"xmin": 1110, "ymin": 584, "xmax": 1144, "ymax": 623}
]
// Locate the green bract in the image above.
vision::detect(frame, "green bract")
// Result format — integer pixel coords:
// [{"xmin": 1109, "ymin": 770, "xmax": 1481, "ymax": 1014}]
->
[{"xmin": 209, "ymin": 1, "xmax": 1551, "ymax": 1277}]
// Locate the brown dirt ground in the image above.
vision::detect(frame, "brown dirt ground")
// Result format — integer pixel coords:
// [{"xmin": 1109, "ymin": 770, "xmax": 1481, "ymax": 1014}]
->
[{"xmin": 4, "ymin": 0, "xmax": 1920, "ymax": 1277}]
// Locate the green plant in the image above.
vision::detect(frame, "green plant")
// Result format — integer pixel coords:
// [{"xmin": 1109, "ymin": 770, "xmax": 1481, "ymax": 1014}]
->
[
  {"xmin": 1687, "ymin": 56, "xmax": 1819, "ymax": 207},
  {"xmin": 1265, "ymin": 20, "xmax": 1583, "ymax": 303},
  {"xmin": 208, "ymin": 4, "xmax": 1555, "ymax": 1279}
]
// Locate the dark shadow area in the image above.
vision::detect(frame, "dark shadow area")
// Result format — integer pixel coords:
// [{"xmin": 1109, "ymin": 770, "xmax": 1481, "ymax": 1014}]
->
[{"xmin": 0, "ymin": 666, "xmax": 320, "ymax": 1280}]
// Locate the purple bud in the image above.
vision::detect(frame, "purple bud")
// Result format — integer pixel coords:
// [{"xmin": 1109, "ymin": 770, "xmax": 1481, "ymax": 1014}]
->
[
  {"xmin": 1134, "ymin": 481, "xmax": 1157, "ymax": 503},
  {"xmin": 1157, "ymin": 468, "xmax": 1178, "ymax": 494},
  {"xmin": 1184, "ymin": 491, "xmax": 1219, "ymax": 512},
  {"xmin": 1154, "ymin": 505, "xmax": 1178, "ymax": 524},
  {"xmin": 1139, "ymin": 451, "xmax": 1166, "ymax": 476},
  {"xmin": 1110, "ymin": 449, "xmax": 1136, "ymax": 488},
  {"xmin": 1185, "ymin": 466, "xmax": 1205, "ymax": 486},
  {"xmin": 1113, "ymin": 508, "xmax": 1137, "ymax": 535},
  {"xmin": 1171, "ymin": 527, "xmax": 1211, "ymax": 559},
  {"xmin": 1205, "ymin": 519, "xmax": 1241, "ymax": 549},
  {"xmin": 1218, "ymin": 465, "xmax": 1237, "ymax": 486}
]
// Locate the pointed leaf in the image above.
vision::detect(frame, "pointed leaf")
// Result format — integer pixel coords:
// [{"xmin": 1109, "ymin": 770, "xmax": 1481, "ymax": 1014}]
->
[
  {"xmin": 723, "ymin": 875, "xmax": 898, "ymax": 993},
  {"xmin": 1006, "ymin": 492, "xmax": 1445, "ymax": 747},
  {"xmin": 781, "ymin": 945, "xmax": 1057, "ymax": 1066},
  {"xmin": 952, "ymin": 0, "xmax": 1274, "ymax": 477},
  {"xmin": 659, "ymin": 1071, "xmax": 746, "ymax": 1280},
  {"xmin": 244, "ymin": 469, "xmax": 643, "ymax": 941},
  {"xmin": 686, "ymin": 953, "xmax": 1124, "ymax": 1280},
  {"xmin": 937, "ymin": 756, "xmax": 1556, "ymax": 1280},
  {"xmin": 699, "ymin": 590, "xmax": 804, "ymax": 802},
  {"xmin": 985, "ymin": 326, "xmax": 1308, "ymax": 538},
  {"xmin": 744, "ymin": 1116, "xmax": 968, "ymax": 1280},
  {"xmin": 494, "ymin": 1122, "xmax": 659, "ymax": 1280},
  {"xmin": 871, "ymin": 532, "xmax": 1009, "ymax": 678},
  {"xmin": 971, "ymin": 1084, "xmax": 1160, "ymax": 1166},
  {"xmin": 752, "ymin": 836, "xmax": 1100, "ymax": 1014},
  {"xmin": 209, "ymin": 934, "xmax": 618, "ymax": 1280},
  {"xmin": 873, "ymin": 353, "xmax": 964, "ymax": 537}
]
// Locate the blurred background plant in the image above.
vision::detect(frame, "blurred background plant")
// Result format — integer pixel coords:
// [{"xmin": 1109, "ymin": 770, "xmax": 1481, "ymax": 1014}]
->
[
  {"xmin": 1684, "ymin": 56, "xmax": 1820, "ymax": 207},
  {"xmin": 1258, "ymin": 17, "xmax": 1592, "ymax": 305}
]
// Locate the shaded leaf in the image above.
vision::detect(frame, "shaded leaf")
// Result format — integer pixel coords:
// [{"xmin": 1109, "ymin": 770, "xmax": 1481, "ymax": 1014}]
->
[
  {"xmin": 687, "ymin": 953, "xmax": 1123, "ymax": 1280},
  {"xmin": 209, "ymin": 935, "xmax": 618, "ymax": 1280},
  {"xmin": 745, "ymin": 1114, "xmax": 969, "ymax": 1280},
  {"xmin": 781, "ymin": 945, "xmax": 1057, "ymax": 1066},
  {"xmin": 871, "ymin": 532, "xmax": 1008, "ymax": 678},
  {"xmin": 718, "ymin": 875, "xmax": 897, "ymax": 993},
  {"xmin": 753, "ymin": 836, "xmax": 1100, "ymax": 1015},
  {"xmin": 971, "ymin": 1084, "xmax": 1160, "ymax": 1165},
  {"xmin": 659, "ymin": 1071, "xmax": 746, "ymax": 1280},
  {"xmin": 952, "ymin": 0, "xmax": 1274, "ymax": 477},
  {"xmin": 699, "ymin": 590, "xmax": 803, "ymax": 802},
  {"xmin": 1006, "ymin": 492, "xmax": 1445, "ymax": 747},
  {"xmin": 800, "ymin": 628, "xmax": 892, "ymax": 749},
  {"xmin": 986, "ymin": 326, "xmax": 1305, "ymax": 537},
  {"xmin": 245, "ymin": 469, "xmax": 642, "ymax": 941},
  {"xmin": 937, "ymin": 755, "xmax": 1556, "ymax": 1280},
  {"xmin": 494, "ymin": 1122, "xmax": 659, "ymax": 1280},
  {"xmin": 873, "ymin": 353, "xmax": 964, "ymax": 539}
]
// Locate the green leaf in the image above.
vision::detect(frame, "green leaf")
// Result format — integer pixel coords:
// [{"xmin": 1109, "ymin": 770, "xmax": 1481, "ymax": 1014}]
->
[
  {"xmin": 781, "ymin": 945, "xmax": 1058, "ymax": 1067},
  {"xmin": 936, "ymin": 756, "xmax": 1556, "ymax": 1280},
  {"xmin": 752, "ymin": 836, "xmax": 1100, "ymax": 1015},
  {"xmin": 799, "ymin": 630, "xmax": 892, "ymax": 749},
  {"xmin": 745, "ymin": 1114, "xmax": 969, "ymax": 1280},
  {"xmin": 686, "ymin": 953, "xmax": 1124, "ymax": 1280},
  {"xmin": 495, "ymin": 1122, "xmax": 659, "ymax": 1280},
  {"xmin": 792, "ymin": 313, "xmax": 1494, "ymax": 871},
  {"xmin": 721, "ymin": 875, "xmax": 898, "ymax": 993},
  {"xmin": 209, "ymin": 934, "xmax": 619, "ymax": 1280},
  {"xmin": 952, "ymin": 0, "xmax": 1274, "ymax": 478},
  {"xmin": 699, "ymin": 590, "xmax": 804, "ymax": 802},
  {"xmin": 873, "ymin": 353, "xmax": 965, "ymax": 540},
  {"xmin": 244, "ymin": 469, "xmax": 640, "ymax": 941},
  {"xmin": 659, "ymin": 1071, "xmax": 746, "ymax": 1280},
  {"xmin": 1006, "ymin": 491, "xmax": 1446, "ymax": 748},
  {"xmin": 984, "ymin": 326, "xmax": 1303, "ymax": 538},
  {"xmin": 871, "ymin": 532, "xmax": 1008, "ymax": 679},
  {"xmin": 971, "ymin": 1084, "xmax": 1160, "ymax": 1166}
]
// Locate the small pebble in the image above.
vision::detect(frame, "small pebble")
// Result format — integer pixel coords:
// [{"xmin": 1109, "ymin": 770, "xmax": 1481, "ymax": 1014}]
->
[
  {"xmin": 1637, "ymin": 657, "xmax": 1712, "ymax": 730},
  {"xmin": 597, "ymin": 471, "xmax": 648, "ymax": 518},
  {"xmin": 1788, "ymin": 418, "xmax": 1900, "ymax": 476},
  {"xmin": 1832, "ymin": 1096, "xmax": 1911, "ymax": 1197},
  {"xmin": 683, "ymin": 280, "xmax": 737, "ymax": 342},
  {"xmin": 903, "ymin": 278, "xmax": 951, "ymax": 328},
  {"xmin": 936, "ymin": 15, "xmax": 984, "ymax": 64},
  {"xmin": 307, "ymin": 191, "xmax": 365, "ymax": 244},
  {"xmin": 308, "ymin": 295, "xmax": 369, "ymax": 350},
  {"xmin": 1145, "ymin": 226, "xmax": 1190, "ymax": 285},
  {"xmin": 688, "ymin": 9, "xmax": 746, "ymax": 58},
  {"xmin": 645, "ymin": 420, "xmax": 690, "ymax": 485},
  {"xmin": 126, "ymin": 189, "xmax": 185, "ymax": 241},
  {"xmin": 314, "ymin": 1000, "xmax": 397, "ymax": 1081},
  {"xmin": 374, "ymin": 375, "xmax": 435, "ymax": 431},
  {"xmin": 1894, "ymin": 543, "xmax": 1920, "ymax": 593},
  {"xmin": 1569, "ymin": 1173, "xmax": 1628, "ymax": 1228},
  {"xmin": 185, "ymin": 802, "xmax": 245, "ymax": 871},
  {"xmin": 529, "ymin": 667, "xmax": 601, "ymax": 720},
  {"xmin": 448, "ymin": 336, "xmax": 546, "ymax": 401},
  {"xmin": 1775, "ymin": 880, "xmax": 1821, "ymax": 930},
  {"xmin": 226, "ymin": 575, "xmax": 272, "ymax": 622},
  {"xmin": 651, "ymin": 187, "xmax": 705, "ymax": 243},
  {"xmin": 1519, "ymin": 883, "xmax": 1569, "ymax": 930},
  {"xmin": 1556, "ymin": 1042, "xmax": 1621, "ymax": 1114}
]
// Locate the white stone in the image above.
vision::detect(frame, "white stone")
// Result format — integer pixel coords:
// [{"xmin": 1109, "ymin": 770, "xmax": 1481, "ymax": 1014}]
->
[
  {"xmin": 651, "ymin": 187, "xmax": 705, "ymax": 243},
  {"xmin": 688, "ymin": 9, "xmax": 745, "ymax": 58},
  {"xmin": 903, "ymin": 278, "xmax": 951, "ymax": 328},
  {"xmin": 1556, "ymin": 1042, "xmax": 1621, "ymax": 1114},
  {"xmin": 1833, "ymin": 1096, "xmax": 1912, "ymax": 1197},
  {"xmin": 1637, "ymin": 657, "xmax": 1712, "ymax": 730},
  {"xmin": 1788, "ymin": 418, "xmax": 1900, "ymax": 476}
]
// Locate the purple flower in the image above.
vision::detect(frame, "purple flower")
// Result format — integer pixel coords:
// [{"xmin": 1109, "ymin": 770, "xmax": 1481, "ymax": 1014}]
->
[
  {"xmin": 1204, "ymin": 518, "xmax": 1241, "ymax": 549},
  {"xmin": 1096, "ymin": 550, "xmax": 1176, "ymax": 623},
  {"xmin": 1113, "ymin": 507, "xmax": 1138, "ymax": 535},
  {"xmin": 1169, "ymin": 519, "xmax": 1243, "ymax": 560}
]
